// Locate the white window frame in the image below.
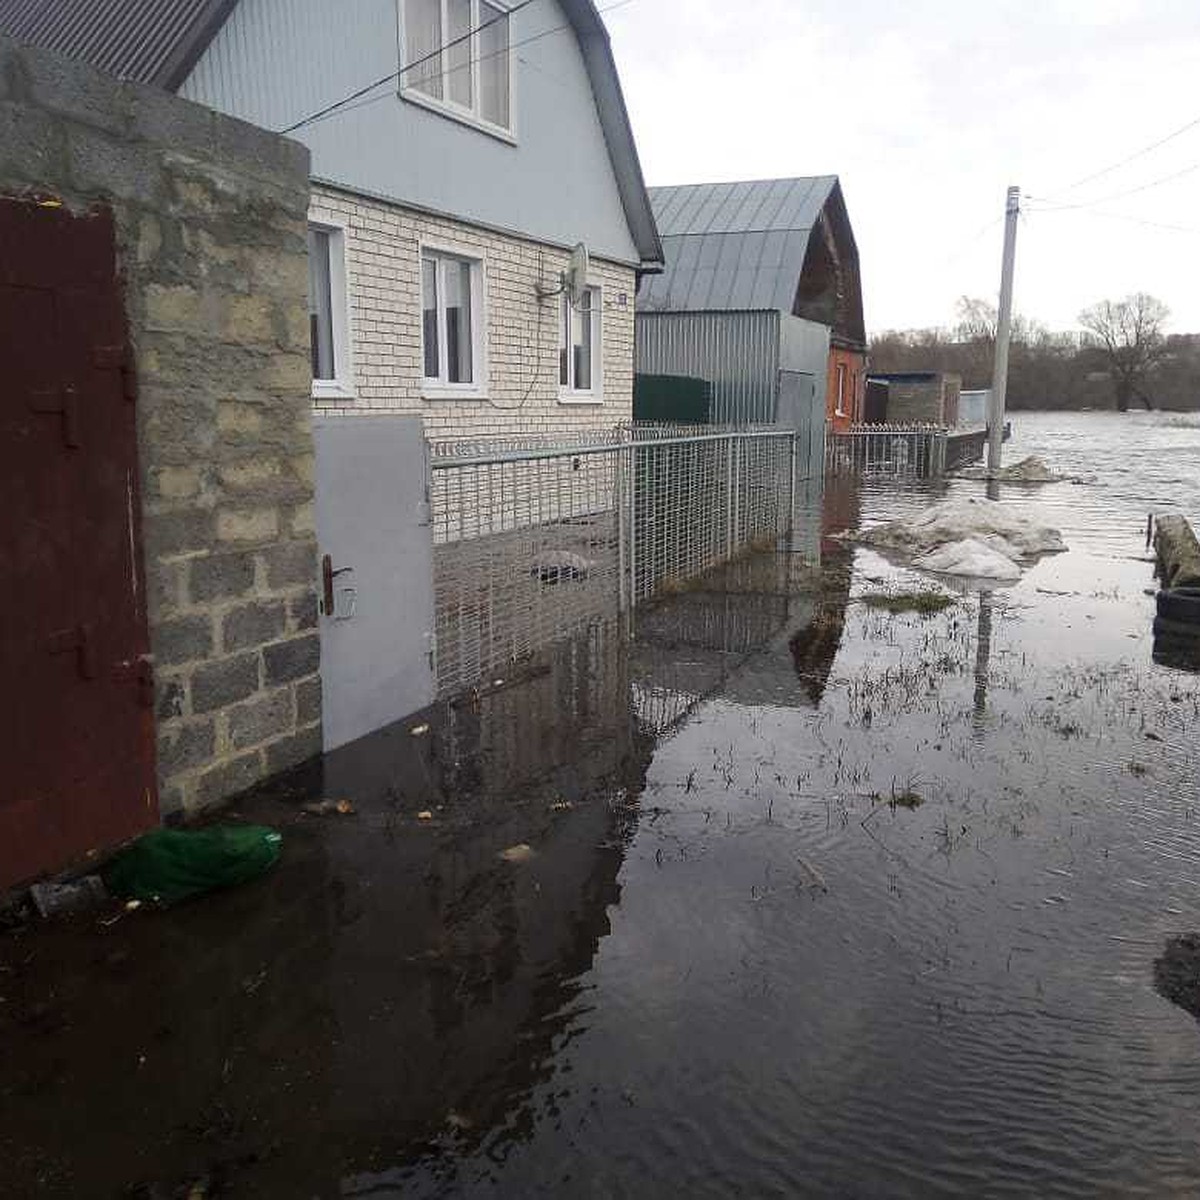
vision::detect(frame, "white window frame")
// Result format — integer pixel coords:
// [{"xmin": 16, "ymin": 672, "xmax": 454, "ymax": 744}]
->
[
  {"xmin": 834, "ymin": 362, "xmax": 847, "ymax": 417},
  {"xmin": 558, "ymin": 282, "xmax": 603, "ymax": 405},
  {"xmin": 397, "ymin": 0, "xmax": 518, "ymax": 144},
  {"xmin": 420, "ymin": 239, "xmax": 488, "ymax": 400},
  {"xmin": 309, "ymin": 220, "xmax": 354, "ymax": 401}
]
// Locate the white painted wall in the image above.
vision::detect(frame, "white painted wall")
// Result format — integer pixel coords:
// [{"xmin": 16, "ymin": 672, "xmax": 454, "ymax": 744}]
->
[{"xmin": 180, "ymin": 0, "xmax": 640, "ymax": 265}]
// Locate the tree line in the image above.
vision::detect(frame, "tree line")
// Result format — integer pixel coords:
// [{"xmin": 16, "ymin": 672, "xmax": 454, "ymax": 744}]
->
[{"xmin": 870, "ymin": 293, "xmax": 1200, "ymax": 411}]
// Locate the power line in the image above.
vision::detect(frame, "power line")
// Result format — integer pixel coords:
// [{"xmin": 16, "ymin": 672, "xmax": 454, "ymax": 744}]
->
[
  {"xmin": 935, "ymin": 214, "xmax": 1003, "ymax": 268},
  {"xmin": 1039, "ymin": 113, "xmax": 1200, "ymax": 201},
  {"xmin": 280, "ymin": 0, "xmax": 539, "ymax": 135},
  {"xmin": 280, "ymin": 0, "xmax": 635, "ymax": 135},
  {"xmin": 1024, "ymin": 204, "xmax": 1200, "ymax": 235},
  {"xmin": 1028, "ymin": 156, "xmax": 1200, "ymax": 212}
]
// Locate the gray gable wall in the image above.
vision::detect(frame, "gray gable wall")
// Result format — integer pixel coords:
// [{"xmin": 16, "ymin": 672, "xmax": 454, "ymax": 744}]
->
[{"xmin": 178, "ymin": 0, "xmax": 648, "ymax": 265}]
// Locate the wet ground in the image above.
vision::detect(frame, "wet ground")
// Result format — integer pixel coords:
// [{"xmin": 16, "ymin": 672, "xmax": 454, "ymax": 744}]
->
[{"xmin": 6, "ymin": 412, "xmax": 1200, "ymax": 1197}]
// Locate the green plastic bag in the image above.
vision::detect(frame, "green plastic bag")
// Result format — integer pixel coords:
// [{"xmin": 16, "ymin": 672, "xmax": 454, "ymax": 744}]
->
[{"xmin": 103, "ymin": 825, "xmax": 282, "ymax": 907}]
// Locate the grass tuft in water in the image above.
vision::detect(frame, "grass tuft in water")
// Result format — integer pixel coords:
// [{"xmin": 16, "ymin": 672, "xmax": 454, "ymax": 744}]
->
[{"xmin": 860, "ymin": 590, "xmax": 955, "ymax": 617}]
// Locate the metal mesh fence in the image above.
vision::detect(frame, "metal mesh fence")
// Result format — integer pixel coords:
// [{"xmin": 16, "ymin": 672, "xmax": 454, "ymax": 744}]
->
[
  {"xmin": 430, "ymin": 428, "xmax": 802, "ymax": 697},
  {"xmin": 826, "ymin": 424, "xmax": 948, "ymax": 478}
]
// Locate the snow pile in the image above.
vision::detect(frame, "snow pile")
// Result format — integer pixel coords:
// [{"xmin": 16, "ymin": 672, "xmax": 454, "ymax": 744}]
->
[
  {"xmin": 913, "ymin": 538, "xmax": 1021, "ymax": 581},
  {"xmin": 857, "ymin": 496, "xmax": 1065, "ymax": 580},
  {"xmin": 957, "ymin": 455, "xmax": 1065, "ymax": 483}
]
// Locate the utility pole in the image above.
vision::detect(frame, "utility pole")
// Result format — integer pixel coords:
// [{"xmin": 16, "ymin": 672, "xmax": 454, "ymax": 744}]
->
[{"xmin": 988, "ymin": 185, "xmax": 1020, "ymax": 473}]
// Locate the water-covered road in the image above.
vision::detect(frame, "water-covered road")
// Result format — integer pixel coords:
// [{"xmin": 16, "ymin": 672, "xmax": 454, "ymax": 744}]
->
[{"xmin": 5, "ymin": 412, "xmax": 1200, "ymax": 1197}]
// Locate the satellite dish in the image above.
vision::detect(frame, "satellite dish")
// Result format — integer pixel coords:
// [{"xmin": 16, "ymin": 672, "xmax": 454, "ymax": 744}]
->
[{"xmin": 565, "ymin": 242, "xmax": 590, "ymax": 307}]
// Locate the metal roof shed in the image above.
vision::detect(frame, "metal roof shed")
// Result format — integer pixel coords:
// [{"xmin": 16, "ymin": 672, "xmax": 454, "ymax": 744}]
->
[{"xmin": 635, "ymin": 176, "xmax": 864, "ymax": 450}]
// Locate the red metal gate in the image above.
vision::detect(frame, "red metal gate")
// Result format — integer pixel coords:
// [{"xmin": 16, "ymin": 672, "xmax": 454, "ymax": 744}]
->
[{"xmin": 0, "ymin": 197, "xmax": 158, "ymax": 891}]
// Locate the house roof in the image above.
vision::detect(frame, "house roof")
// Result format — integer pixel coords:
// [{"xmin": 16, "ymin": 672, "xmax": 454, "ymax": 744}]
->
[
  {"xmin": 0, "ymin": 0, "xmax": 237, "ymax": 89},
  {"xmin": 0, "ymin": 0, "xmax": 663, "ymax": 268},
  {"xmin": 639, "ymin": 176, "xmax": 840, "ymax": 313}
]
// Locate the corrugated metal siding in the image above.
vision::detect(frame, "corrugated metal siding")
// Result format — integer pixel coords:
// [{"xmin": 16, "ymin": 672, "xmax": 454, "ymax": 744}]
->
[
  {"xmin": 635, "ymin": 311, "xmax": 780, "ymax": 425},
  {"xmin": 0, "ymin": 0, "xmax": 221, "ymax": 84}
]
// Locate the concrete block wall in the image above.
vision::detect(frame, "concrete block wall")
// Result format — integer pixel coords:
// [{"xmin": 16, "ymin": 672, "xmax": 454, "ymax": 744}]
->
[
  {"xmin": 309, "ymin": 185, "xmax": 637, "ymax": 441},
  {"xmin": 0, "ymin": 37, "xmax": 320, "ymax": 816},
  {"xmin": 885, "ymin": 378, "xmax": 947, "ymax": 425}
]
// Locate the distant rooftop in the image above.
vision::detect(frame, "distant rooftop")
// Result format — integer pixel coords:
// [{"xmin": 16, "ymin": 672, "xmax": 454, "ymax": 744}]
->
[{"xmin": 639, "ymin": 177, "xmax": 864, "ymax": 346}]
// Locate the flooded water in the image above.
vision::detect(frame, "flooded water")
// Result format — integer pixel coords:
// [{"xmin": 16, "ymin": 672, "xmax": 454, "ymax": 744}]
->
[{"xmin": 5, "ymin": 412, "xmax": 1200, "ymax": 1197}]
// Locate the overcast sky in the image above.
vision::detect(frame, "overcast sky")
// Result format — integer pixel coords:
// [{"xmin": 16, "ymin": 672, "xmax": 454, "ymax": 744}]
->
[{"xmin": 604, "ymin": 0, "xmax": 1200, "ymax": 335}]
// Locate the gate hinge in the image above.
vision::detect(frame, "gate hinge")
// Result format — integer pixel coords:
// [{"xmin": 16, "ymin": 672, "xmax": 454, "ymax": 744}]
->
[
  {"xmin": 47, "ymin": 623, "xmax": 96, "ymax": 679},
  {"xmin": 94, "ymin": 344, "xmax": 138, "ymax": 402},
  {"xmin": 29, "ymin": 384, "xmax": 81, "ymax": 447},
  {"xmin": 111, "ymin": 656, "xmax": 155, "ymax": 708}
]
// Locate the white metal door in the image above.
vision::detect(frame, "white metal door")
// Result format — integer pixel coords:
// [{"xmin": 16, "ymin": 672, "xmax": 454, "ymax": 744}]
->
[{"xmin": 313, "ymin": 415, "xmax": 435, "ymax": 751}]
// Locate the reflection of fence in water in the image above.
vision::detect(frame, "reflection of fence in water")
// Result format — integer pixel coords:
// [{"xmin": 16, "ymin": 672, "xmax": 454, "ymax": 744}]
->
[
  {"xmin": 430, "ymin": 429, "xmax": 809, "ymax": 698},
  {"xmin": 826, "ymin": 424, "xmax": 948, "ymax": 477}
]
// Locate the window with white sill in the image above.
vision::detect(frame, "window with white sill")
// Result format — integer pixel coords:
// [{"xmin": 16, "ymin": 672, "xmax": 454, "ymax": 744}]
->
[
  {"xmin": 422, "ymin": 248, "xmax": 484, "ymax": 392},
  {"xmin": 401, "ymin": 0, "xmax": 512, "ymax": 134},
  {"xmin": 559, "ymin": 287, "xmax": 601, "ymax": 401},
  {"xmin": 308, "ymin": 224, "xmax": 352, "ymax": 397}
]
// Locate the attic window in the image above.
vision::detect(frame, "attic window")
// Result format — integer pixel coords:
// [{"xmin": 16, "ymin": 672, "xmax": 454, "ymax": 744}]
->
[{"xmin": 401, "ymin": 0, "xmax": 513, "ymax": 136}]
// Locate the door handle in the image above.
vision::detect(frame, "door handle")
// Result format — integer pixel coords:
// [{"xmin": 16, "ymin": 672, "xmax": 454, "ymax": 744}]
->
[{"xmin": 321, "ymin": 555, "xmax": 353, "ymax": 616}]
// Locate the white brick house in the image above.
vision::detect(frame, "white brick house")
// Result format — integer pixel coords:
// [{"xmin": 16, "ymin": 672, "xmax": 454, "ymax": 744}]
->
[
  {"xmin": 0, "ymin": 0, "xmax": 662, "ymax": 441},
  {"xmin": 304, "ymin": 186, "xmax": 638, "ymax": 442}
]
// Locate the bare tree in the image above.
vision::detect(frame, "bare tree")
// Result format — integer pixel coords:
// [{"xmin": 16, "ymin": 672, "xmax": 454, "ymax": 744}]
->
[{"xmin": 1078, "ymin": 293, "xmax": 1170, "ymax": 411}]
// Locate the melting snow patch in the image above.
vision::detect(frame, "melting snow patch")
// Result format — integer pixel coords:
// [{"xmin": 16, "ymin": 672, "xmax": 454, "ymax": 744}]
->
[
  {"xmin": 913, "ymin": 538, "xmax": 1022, "ymax": 581},
  {"xmin": 855, "ymin": 497, "xmax": 1065, "ymax": 580},
  {"xmin": 956, "ymin": 455, "xmax": 1067, "ymax": 483}
]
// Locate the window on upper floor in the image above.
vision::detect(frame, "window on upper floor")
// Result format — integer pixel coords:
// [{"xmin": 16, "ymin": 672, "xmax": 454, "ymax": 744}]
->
[
  {"xmin": 400, "ymin": 0, "xmax": 513, "ymax": 137},
  {"xmin": 422, "ymin": 246, "xmax": 485, "ymax": 394},
  {"xmin": 308, "ymin": 223, "xmax": 353, "ymax": 398},
  {"xmin": 559, "ymin": 286, "xmax": 602, "ymax": 402}
]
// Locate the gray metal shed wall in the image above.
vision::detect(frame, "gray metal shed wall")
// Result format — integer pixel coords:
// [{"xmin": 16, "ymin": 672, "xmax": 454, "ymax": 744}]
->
[{"xmin": 634, "ymin": 311, "xmax": 780, "ymax": 425}]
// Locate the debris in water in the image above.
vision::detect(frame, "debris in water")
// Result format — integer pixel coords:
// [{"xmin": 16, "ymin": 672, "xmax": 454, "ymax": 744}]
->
[
  {"xmin": 29, "ymin": 874, "xmax": 108, "ymax": 918},
  {"xmin": 549, "ymin": 800, "xmax": 573, "ymax": 812},
  {"xmin": 102, "ymin": 827, "xmax": 282, "ymax": 907},
  {"xmin": 860, "ymin": 590, "xmax": 955, "ymax": 616},
  {"xmin": 417, "ymin": 811, "xmax": 434, "ymax": 821},
  {"xmin": 1154, "ymin": 934, "xmax": 1200, "ymax": 1019},
  {"xmin": 301, "ymin": 799, "xmax": 356, "ymax": 817},
  {"xmin": 410, "ymin": 723, "xmax": 430, "ymax": 736},
  {"xmin": 499, "ymin": 843, "xmax": 535, "ymax": 864}
]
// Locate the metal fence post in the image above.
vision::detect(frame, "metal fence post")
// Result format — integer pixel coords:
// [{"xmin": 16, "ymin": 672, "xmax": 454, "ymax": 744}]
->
[
  {"xmin": 627, "ymin": 441, "xmax": 637, "ymax": 634},
  {"xmin": 725, "ymin": 436, "xmax": 735, "ymax": 560},
  {"xmin": 617, "ymin": 442, "xmax": 627, "ymax": 622},
  {"xmin": 788, "ymin": 430, "xmax": 798, "ymax": 533}
]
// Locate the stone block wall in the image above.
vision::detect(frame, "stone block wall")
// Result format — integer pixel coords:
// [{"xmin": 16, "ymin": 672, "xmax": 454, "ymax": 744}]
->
[
  {"xmin": 308, "ymin": 185, "xmax": 637, "ymax": 443},
  {"xmin": 0, "ymin": 37, "xmax": 320, "ymax": 816}
]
